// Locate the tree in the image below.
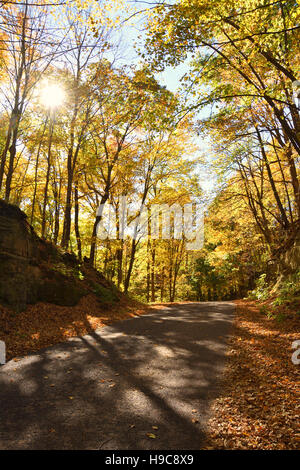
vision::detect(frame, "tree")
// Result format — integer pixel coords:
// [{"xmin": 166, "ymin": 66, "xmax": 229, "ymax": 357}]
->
[
  {"xmin": 144, "ymin": 0, "xmax": 300, "ymax": 261},
  {"xmin": 0, "ymin": 1, "xmax": 62, "ymax": 201},
  {"xmin": 60, "ymin": 7, "xmax": 112, "ymax": 249}
]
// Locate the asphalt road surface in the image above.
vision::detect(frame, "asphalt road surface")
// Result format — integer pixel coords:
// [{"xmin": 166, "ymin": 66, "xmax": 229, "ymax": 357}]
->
[{"xmin": 0, "ymin": 302, "xmax": 235, "ymax": 450}]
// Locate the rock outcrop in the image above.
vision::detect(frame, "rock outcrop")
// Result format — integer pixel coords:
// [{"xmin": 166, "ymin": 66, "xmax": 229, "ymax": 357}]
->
[{"xmin": 0, "ymin": 200, "xmax": 119, "ymax": 311}]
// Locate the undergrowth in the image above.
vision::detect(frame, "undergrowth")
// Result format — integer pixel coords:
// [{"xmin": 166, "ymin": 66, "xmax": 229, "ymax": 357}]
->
[{"xmin": 248, "ymin": 270, "xmax": 300, "ymax": 321}]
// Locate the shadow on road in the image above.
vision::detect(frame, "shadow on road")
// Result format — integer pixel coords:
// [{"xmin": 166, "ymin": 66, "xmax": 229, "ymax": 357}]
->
[{"xmin": 0, "ymin": 302, "xmax": 234, "ymax": 449}]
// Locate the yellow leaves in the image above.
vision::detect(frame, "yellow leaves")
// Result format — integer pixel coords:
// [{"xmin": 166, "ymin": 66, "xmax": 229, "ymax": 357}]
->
[{"xmin": 146, "ymin": 425, "xmax": 159, "ymax": 438}]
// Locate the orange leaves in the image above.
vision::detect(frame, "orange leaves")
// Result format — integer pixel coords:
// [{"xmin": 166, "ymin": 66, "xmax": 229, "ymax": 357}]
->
[
  {"xmin": 205, "ymin": 300, "xmax": 300, "ymax": 450},
  {"xmin": 0, "ymin": 296, "xmax": 149, "ymax": 361}
]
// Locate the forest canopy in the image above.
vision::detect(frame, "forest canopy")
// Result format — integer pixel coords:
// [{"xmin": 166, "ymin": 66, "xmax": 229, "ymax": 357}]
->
[{"xmin": 0, "ymin": 0, "xmax": 299, "ymax": 302}]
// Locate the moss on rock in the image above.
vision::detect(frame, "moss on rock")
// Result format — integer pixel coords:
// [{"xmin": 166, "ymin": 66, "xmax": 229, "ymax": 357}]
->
[{"xmin": 0, "ymin": 200, "xmax": 120, "ymax": 312}]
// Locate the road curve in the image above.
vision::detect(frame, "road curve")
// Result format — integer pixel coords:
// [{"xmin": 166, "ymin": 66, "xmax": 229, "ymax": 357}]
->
[{"xmin": 0, "ymin": 302, "xmax": 235, "ymax": 450}]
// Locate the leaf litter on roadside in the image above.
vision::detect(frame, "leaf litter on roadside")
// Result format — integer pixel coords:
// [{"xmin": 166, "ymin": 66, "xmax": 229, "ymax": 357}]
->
[{"xmin": 204, "ymin": 300, "xmax": 300, "ymax": 450}]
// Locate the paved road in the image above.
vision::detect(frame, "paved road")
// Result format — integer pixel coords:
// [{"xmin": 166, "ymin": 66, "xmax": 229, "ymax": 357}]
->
[{"xmin": 0, "ymin": 302, "xmax": 235, "ymax": 450}]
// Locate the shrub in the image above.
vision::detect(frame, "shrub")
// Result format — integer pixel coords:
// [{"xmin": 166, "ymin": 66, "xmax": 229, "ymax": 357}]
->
[
  {"xmin": 272, "ymin": 270, "xmax": 300, "ymax": 306},
  {"xmin": 249, "ymin": 273, "xmax": 269, "ymax": 301}
]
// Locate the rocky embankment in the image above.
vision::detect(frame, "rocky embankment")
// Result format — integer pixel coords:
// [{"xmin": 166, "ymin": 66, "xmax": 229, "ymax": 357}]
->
[{"xmin": 0, "ymin": 200, "xmax": 120, "ymax": 311}]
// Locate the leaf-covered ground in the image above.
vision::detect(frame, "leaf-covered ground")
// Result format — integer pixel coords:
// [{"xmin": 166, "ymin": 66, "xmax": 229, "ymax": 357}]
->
[
  {"xmin": 1, "ymin": 297, "xmax": 299, "ymax": 450},
  {"xmin": 0, "ymin": 295, "xmax": 149, "ymax": 361},
  {"xmin": 205, "ymin": 300, "xmax": 300, "ymax": 450}
]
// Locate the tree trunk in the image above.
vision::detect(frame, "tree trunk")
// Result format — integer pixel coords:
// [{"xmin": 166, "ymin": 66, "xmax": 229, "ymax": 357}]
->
[
  {"xmin": 30, "ymin": 118, "xmax": 48, "ymax": 225},
  {"xmin": 5, "ymin": 119, "xmax": 20, "ymax": 202},
  {"xmin": 0, "ymin": 119, "xmax": 13, "ymax": 192},
  {"xmin": 74, "ymin": 181, "xmax": 82, "ymax": 260},
  {"xmin": 124, "ymin": 239, "xmax": 137, "ymax": 293},
  {"xmin": 146, "ymin": 237, "xmax": 150, "ymax": 303},
  {"xmin": 89, "ymin": 192, "xmax": 109, "ymax": 265},
  {"xmin": 61, "ymin": 148, "xmax": 73, "ymax": 249},
  {"xmin": 151, "ymin": 242, "xmax": 156, "ymax": 302},
  {"xmin": 41, "ymin": 121, "xmax": 54, "ymax": 239}
]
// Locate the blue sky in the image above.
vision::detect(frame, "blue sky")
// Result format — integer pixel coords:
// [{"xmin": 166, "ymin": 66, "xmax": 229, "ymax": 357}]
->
[{"xmin": 116, "ymin": 6, "xmax": 217, "ymax": 195}]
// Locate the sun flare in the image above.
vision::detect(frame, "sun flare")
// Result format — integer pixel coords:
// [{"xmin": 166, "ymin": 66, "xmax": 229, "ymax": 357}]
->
[{"xmin": 40, "ymin": 83, "xmax": 65, "ymax": 109}]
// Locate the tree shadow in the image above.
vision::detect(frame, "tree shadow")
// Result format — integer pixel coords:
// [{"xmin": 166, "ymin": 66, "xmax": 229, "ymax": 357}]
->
[
  {"xmin": 0, "ymin": 302, "xmax": 234, "ymax": 449},
  {"xmin": 0, "ymin": 294, "xmax": 144, "ymax": 360}
]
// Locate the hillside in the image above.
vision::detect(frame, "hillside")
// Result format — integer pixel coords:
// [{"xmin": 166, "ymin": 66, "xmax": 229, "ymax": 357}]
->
[{"xmin": 0, "ymin": 200, "xmax": 146, "ymax": 359}]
